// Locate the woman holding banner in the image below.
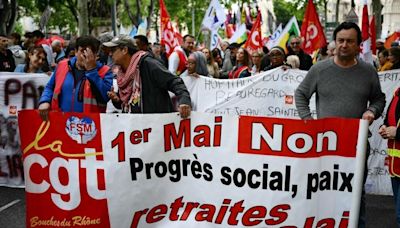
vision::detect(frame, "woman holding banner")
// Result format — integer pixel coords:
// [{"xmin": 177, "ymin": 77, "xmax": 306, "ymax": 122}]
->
[{"xmin": 379, "ymin": 88, "xmax": 400, "ymax": 226}]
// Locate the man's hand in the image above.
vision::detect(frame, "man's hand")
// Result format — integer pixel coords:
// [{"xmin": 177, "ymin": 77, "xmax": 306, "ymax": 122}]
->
[
  {"xmin": 379, "ymin": 125, "xmax": 397, "ymax": 139},
  {"xmin": 178, "ymin": 104, "xmax": 191, "ymax": 119},
  {"xmin": 38, "ymin": 102, "xmax": 50, "ymax": 121},
  {"xmin": 362, "ymin": 110, "xmax": 375, "ymax": 125},
  {"xmin": 189, "ymin": 72, "xmax": 200, "ymax": 78},
  {"xmin": 107, "ymin": 87, "xmax": 120, "ymax": 103},
  {"xmin": 82, "ymin": 48, "xmax": 97, "ymax": 70}
]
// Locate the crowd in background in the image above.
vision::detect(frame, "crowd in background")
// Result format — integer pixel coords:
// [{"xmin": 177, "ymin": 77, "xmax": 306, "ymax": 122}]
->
[{"xmin": 1, "ymin": 29, "xmax": 400, "ymax": 80}]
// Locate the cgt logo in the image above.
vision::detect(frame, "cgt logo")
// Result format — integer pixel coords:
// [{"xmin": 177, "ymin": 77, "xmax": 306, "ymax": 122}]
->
[{"xmin": 65, "ymin": 116, "xmax": 97, "ymax": 144}]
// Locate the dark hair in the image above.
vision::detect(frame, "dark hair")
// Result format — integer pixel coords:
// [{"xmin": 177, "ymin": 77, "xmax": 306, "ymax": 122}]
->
[
  {"xmin": 24, "ymin": 46, "xmax": 48, "ymax": 72},
  {"xmin": 126, "ymin": 46, "xmax": 138, "ymax": 55},
  {"xmin": 75, "ymin": 35, "xmax": 101, "ymax": 54},
  {"xmin": 134, "ymin": 35, "xmax": 149, "ymax": 45},
  {"xmin": 236, "ymin": 47, "xmax": 251, "ymax": 67},
  {"xmin": 333, "ymin": 22, "xmax": 362, "ymax": 45},
  {"xmin": 10, "ymin": 33, "xmax": 21, "ymax": 42},
  {"xmin": 24, "ymin": 32, "xmax": 33, "ymax": 38},
  {"xmin": 183, "ymin": 34, "xmax": 195, "ymax": 42},
  {"xmin": 380, "ymin": 49, "xmax": 389, "ymax": 58},
  {"xmin": 32, "ymin": 30, "xmax": 45, "ymax": 38},
  {"xmin": 389, "ymin": 47, "xmax": 400, "ymax": 62},
  {"xmin": 212, "ymin": 48, "xmax": 221, "ymax": 58}
]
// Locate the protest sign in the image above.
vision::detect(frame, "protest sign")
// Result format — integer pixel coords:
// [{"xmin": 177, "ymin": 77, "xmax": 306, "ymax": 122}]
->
[
  {"xmin": 0, "ymin": 72, "xmax": 48, "ymax": 188},
  {"xmin": 19, "ymin": 110, "xmax": 368, "ymax": 227}
]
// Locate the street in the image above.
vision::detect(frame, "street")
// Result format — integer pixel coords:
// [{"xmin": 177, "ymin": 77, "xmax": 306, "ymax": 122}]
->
[{"xmin": 0, "ymin": 186, "xmax": 397, "ymax": 227}]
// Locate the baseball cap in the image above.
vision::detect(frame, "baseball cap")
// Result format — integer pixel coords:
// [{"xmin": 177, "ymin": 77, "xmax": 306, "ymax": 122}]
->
[
  {"xmin": 228, "ymin": 42, "xmax": 240, "ymax": 50},
  {"xmin": 103, "ymin": 35, "xmax": 136, "ymax": 49}
]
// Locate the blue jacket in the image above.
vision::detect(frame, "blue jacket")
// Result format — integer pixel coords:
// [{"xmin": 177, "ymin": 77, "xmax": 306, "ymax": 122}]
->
[{"xmin": 39, "ymin": 57, "xmax": 113, "ymax": 112}]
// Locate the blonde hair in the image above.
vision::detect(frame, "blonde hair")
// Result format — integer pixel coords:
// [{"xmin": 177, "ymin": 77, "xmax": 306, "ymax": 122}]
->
[{"xmin": 286, "ymin": 55, "xmax": 300, "ymax": 69}]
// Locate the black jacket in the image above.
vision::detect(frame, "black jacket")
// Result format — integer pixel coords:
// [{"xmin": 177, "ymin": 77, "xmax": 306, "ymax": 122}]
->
[
  {"xmin": 287, "ymin": 47, "xmax": 313, "ymax": 70},
  {"xmin": 113, "ymin": 54, "xmax": 191, "ymax": 113}
]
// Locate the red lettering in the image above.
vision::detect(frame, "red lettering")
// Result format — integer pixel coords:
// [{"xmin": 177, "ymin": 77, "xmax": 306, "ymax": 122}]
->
[
  {"xmin": 227, "ymin": 200, "xmax": 244, "ymax": 225},
  {"xmin": 130, "ymin": 208, "xmax": 148, "ymax": 228},
  {"xmin": 146, "ymin": 204, "xmax": 167, "ymax": 223},
  {"xmin": 266, "ymin": 204, "xmax": 290, "ymax": 225},
  {"xmin": 130, "ymin": 130, "xmax": 142, "ymax": 144},
  {"xmin": 179, "ymin": 202, "xmax": 199, "ymax": 220},
  {"xmin": 195, "ymin": 204, "xmax": 216, "ymax": 222},
  {"xmin": 242, "ymin": 206, "xmax": 266, "ymax": 226},
  {"xmin": 169, "ymin": 196, "xmax": 184, "ymax": 221},
  {"xmin": 193, "ymin": 125, "xmax": 211, "ymax": 147},
  {"xmin": 164, "ymin": 119, "xmax": 191, "ymax": 152}
]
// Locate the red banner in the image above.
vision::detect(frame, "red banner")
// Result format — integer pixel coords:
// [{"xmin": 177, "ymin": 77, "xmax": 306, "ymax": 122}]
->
[
  {"xmin": 300, "ymin": 0, "xmax": 327, "ymax": 54},
  {"xmin": 244, "ymin": 12, "xmax": 262, "ymax": 55},
  {"xmin": 19, "ymin": 111, "xmax": 110, "ymax": 227},
  {"xmin": 238, "ymin": 116, "xmax": 360, "ymax": 158}
]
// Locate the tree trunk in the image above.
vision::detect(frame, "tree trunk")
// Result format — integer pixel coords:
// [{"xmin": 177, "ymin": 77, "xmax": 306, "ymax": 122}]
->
[
  {"xmin": 65, "ymin": 0, "xmax": 79, "ymax": 24},
  {"xmin": 323, "ymin": 0, "xmax": 328, "ymax": 27},
  {"xmin": 372, "ymin": 0, "xmax": 382, "ymax": 38},
  {"xmin": 335, "ymin": 0, "xmax": 340, "ymax": 23},
  {"xmin": 147, "ymin": 0, "xmax": 155, "ymax": 33},
  {"xmin": 79, "ymin": 0, "xmax": 89, "ymax": 35},
  {"xmin": 124, "ymin": 0, "xmax": 138, "ymax": 26}
]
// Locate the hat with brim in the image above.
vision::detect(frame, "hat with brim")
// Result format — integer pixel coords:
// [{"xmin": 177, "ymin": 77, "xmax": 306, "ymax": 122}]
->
[{"xmin": 102, "ymin": 35, "xmax": 136, "ymax": 49}]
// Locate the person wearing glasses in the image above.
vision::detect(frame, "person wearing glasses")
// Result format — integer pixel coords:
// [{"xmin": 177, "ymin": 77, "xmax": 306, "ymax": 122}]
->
[
  {"xmin": 287, "ymin": 36, "xmax": 313, "ymax": 70},
  {"xmin": 263, "ymin": 46, "xmax": 286, "ymax": 71}
]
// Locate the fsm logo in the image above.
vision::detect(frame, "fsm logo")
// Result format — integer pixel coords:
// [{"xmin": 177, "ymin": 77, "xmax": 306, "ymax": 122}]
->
[{"xmin": 65, "ymin": 116, "xmax": 97, "ymax": 144}]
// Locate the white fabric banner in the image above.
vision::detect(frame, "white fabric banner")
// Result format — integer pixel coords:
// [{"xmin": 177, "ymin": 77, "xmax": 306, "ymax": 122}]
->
[
  {"xmin": 0, "ymin": 72, "xmax": 49, "ymax": 187},
  {"xmin": 101, "ymin": 112, "xmax": 368, "ymax": 227},
  {"xmin": 182, "ymin": 68, "xmax": 400, "ymax": 195},
  {"xmin": 182, "ymin": 68, "xmax": 316, "ymax": 118}
]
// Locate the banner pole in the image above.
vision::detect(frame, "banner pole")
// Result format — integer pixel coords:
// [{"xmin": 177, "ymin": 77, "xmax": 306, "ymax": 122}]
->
[{"xmin": 349, "ymin": 119, "xmax": 369, "ymax": 228}]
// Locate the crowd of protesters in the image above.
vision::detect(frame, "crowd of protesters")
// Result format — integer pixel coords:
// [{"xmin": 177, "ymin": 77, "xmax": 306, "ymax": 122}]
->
[{"xmin": 2, "ymin": 22, "xmax": 400, "ymax": 227}]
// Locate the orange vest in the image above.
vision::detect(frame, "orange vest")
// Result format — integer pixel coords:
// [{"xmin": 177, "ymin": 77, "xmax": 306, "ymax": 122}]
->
[
  {"xmin": 229, "ymin": 65, "xmax": 248, "ymax": 79},
  {"xmin": 386, "ymin": 138, "xmax": 400, "ymax": 177},
  {"xmin": 176, "ymin": 49, "xmax": 187, "ymax": 76},
  {"xmin": 51, "ymin": 60, "xmax": 109, "ymax": 113}
]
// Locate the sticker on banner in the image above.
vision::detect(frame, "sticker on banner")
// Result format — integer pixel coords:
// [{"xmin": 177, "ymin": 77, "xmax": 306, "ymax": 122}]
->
[
  {"xmin": 65, "ymin": 116, "xmax": 97, "ymax": 144},
  {"xmin": 9, "ymin": 105, "xmax": 17, "ymax": 115}
]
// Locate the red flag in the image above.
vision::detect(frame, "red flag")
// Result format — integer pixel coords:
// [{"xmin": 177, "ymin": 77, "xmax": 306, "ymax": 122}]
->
[
  {"xmin": 244, "ymin": 12, "xmax": 262, "ymax": 55},
  {"xmin": 300, "ymin": 0, "xmax": 327, "ymax": 54},
  {"xmin": 361, "ymin": 1, "xmax": 373, "ymax": 63},
  {"xmin": 362, "ymin": 3, "xmax": 369, "ymax": 42},
  {"xmin": 160, "ymin": 0, "xmax": 179, "ymax": 56},
  {"xmin": 370, "ymin": 16, "xmax": 376, "ymax": 55},
  {"xmin": 385, "ymin": 32, "xmax": 400, "ymax": 49}
]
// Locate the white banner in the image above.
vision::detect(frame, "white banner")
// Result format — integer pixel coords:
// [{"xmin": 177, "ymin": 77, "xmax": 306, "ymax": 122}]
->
[
  {"xmin": 0, "ymin": 72, "xmax": 48, "ymax": 187},
  {"xmin": 101, "ymin": 112, "xmax": 368, "ymax": 227},
  {"xmin": 182, "ymin": 68, "xmax": 316, "ymax": 118},
  {"xmin": 183, "ymin": 68, "xmax": 400, "ymax": 195},
  {"xmin": 366, "ymin": 70, "xmax": 400, "ymax": 195}
]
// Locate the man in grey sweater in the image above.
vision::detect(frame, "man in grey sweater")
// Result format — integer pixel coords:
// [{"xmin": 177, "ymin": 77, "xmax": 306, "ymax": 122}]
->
[{"xmin": 295, "ymin": 22, "xmax": 385, "ymax": 228}]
